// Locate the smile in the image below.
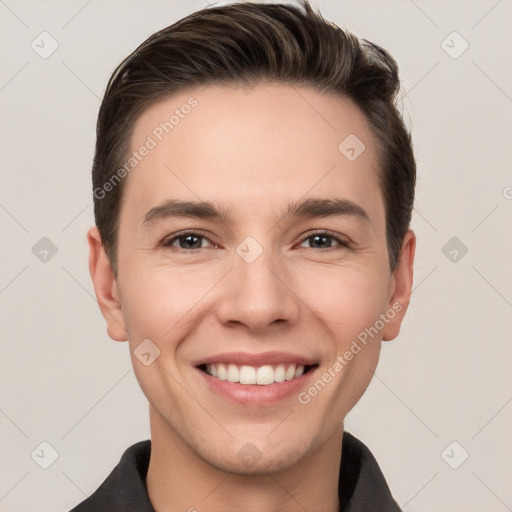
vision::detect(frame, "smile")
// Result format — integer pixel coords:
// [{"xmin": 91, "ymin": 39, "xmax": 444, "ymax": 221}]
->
[{"xmin": 200, "ymin": 363, "xmax": 316, "ymax": 385}]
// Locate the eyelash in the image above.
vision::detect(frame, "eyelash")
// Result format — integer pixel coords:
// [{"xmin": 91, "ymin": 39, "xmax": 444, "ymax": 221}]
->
[{"xmin": 160, "ymin": 230, "xmax": 352, "ymax": 253}]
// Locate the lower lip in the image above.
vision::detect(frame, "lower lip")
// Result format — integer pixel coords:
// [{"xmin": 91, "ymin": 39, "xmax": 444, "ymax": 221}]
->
[{"xmin": 196, "ymin": 367, "xmax": 318, "ymax": 407}]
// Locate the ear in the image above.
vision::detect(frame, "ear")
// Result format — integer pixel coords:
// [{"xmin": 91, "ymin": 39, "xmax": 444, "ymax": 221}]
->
[
  {"xmin": 87, "ymin": 226, "xmax": 128, "ymax": 342},
  {"xmin": 382, "ymin": 229, "xmax": 416, "ymax": 341}
]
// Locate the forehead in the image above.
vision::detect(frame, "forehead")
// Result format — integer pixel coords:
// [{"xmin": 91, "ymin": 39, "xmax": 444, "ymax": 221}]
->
[{"xmin": 121, "ymin": 82, "xmax": 383, "ymax": 226}]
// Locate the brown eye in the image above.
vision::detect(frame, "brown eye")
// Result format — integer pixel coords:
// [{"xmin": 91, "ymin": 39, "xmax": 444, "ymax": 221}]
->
[{"xmin": 161, "ymin": 231, "xmax": 215, "ymax": 251}]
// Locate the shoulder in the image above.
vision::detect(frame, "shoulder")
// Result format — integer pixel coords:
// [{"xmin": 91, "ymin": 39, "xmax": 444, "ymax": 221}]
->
[
  {"xmin": 340, "ymin": 431, "xmax": 402, "ymax": 512},
  {"xmin": 68, "ymin": 440, "xmax": 154, "ymax": 512}
]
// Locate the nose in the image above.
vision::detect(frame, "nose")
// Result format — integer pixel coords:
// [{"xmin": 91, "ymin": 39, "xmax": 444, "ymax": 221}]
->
[{"xmin": 214, "ymin": 246, "xmax": 301, "ymax": 333}]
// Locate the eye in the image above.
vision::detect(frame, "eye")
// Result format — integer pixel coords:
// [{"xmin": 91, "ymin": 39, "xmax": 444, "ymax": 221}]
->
[
  {"xmin": 298, "ymin": 231, "xmax": 351, "ymax": 250},
  {"xmin": 160, "ymin": 230, "xmax": 351, "ymax": 253},
  {"xmin": 161, "ymin": 231, "xmax": 216, "ymax": 251}
]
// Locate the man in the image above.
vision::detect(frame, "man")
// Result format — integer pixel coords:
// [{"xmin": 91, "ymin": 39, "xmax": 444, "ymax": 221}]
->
[{"xmin": 73, "ymin": 0, "xmax": 416, "ymax": 510}]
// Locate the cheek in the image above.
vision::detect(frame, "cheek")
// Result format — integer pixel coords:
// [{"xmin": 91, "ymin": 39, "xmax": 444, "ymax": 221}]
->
[
  {"xmin": 295, "ymin": 264, "xmax": 390, "ymax": 344},
  {"xmin": 119, "ymin": 260, "xmax": 227, "ymax": 344}
]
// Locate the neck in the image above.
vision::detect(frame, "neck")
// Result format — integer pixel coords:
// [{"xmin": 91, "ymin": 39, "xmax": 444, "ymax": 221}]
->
[{"xmin": 145, "ymin": 406, "xmax": 343, "ymax": 512}]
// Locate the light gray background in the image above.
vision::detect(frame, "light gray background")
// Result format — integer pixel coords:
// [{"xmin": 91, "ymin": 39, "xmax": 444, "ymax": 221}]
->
[{"xmin": 1, "ymin": 0, "xmax": 511, "ymax": 510}]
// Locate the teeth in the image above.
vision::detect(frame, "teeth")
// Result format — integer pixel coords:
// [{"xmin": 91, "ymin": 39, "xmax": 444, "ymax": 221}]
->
[
  {"xmin": 240, "ymin": 365, "xmax": 256, "ymax": 385},
  {"xmin": 227, "ymin": 364, "xmax": 239, "ymax": 383},
  {"xmin": 285, "ymin": 365, "xmax": 295, "ymax": 381},
  {"xmin": 204, "ymin": 363, "xmax": 306, "ymax": 385},
  {"xmin": 274, "ymin": 364, "xmax": 286, "ymax": 383},
  {"xmin": 256, "ymin": 365, "xmax": 274, "ymax": 385},
  {"xmin": 217, "ymin": 364, "xmax": 227, "ymax": 381}
]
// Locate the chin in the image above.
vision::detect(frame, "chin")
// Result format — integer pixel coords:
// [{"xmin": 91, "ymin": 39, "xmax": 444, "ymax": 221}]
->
[{"xmin": 192, "ymin": 434, "xmax": 314, "ymax": 476}]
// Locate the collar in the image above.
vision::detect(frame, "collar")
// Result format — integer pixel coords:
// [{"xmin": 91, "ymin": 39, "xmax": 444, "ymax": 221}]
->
[{"xmin": 70, "ymin": 431, "xmax": 401, "ymax": 511}]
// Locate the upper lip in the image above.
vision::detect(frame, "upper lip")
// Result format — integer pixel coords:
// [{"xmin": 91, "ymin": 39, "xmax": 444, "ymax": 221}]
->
[{"xmin": 193, "ymin": 351, "xmax": 317, "ymax": 367}]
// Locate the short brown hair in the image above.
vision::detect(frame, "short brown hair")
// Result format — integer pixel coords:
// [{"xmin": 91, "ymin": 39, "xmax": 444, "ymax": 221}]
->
[{"xmin": 92, "ymin": 0, "xmax": 416, "ymax": 276}]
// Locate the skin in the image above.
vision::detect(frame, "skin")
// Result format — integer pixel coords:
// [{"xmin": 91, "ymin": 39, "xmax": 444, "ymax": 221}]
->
[{"xmin": 88, "ymin": 82, "xmax": 415, "ymax": 512}]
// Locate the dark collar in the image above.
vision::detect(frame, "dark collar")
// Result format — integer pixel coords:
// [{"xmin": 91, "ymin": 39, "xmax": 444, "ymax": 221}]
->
[{"xmin": 70, "ymin": 432, "xmax": 401, "ymax": 511}]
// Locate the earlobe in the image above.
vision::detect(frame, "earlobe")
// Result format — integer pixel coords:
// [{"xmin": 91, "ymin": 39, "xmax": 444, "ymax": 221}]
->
[
  {"xmin": 87, "ymin": 226, "xmax": 128, "ymax": 342},
  {"xmin": 382, "ymin": 229, "xmax": 416, "ymax": 342}
]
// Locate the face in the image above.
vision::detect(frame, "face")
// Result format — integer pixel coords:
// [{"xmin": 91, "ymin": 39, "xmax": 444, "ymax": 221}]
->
[{"xmin": 89, "ymin": 82, "xmax": 414, "ymax": 475}]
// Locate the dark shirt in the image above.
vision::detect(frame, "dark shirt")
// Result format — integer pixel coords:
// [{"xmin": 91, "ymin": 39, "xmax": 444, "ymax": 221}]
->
[{"xmin": 70, "ymin": 431, "xmax": 402, "ymax": 511}]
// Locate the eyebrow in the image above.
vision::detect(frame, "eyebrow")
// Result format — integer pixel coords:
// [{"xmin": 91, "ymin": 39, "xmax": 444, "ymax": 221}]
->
[{"xmin": 141, "ymin": 197, "xmax": 370, "ymax": 227}]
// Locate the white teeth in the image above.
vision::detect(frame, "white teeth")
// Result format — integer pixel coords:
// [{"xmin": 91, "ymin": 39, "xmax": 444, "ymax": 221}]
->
[
  {"xmin": 285, "ymin": 365, "xmax": 296, "ymax": 381},
  {"xmin": 274, "ymin": 364, "xmax": 286, "ymax": 383},
  {"xmin": 256, "ymin": 365, "xmax": 275, "ymax": 385},
  {"xmin": 217, "ymin": 363, "xmax": 227, "ymax": 381},
  {"xmin": 204, "ymin": 363, "xmax": 308, "ymax": 385},
  {"xmin": 227, "ymin": 364, "xmax": 239, "ymax": 383},
  {"xmin": 239, "ymin": 365, "xmax": 256, "ymax": 385}
]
